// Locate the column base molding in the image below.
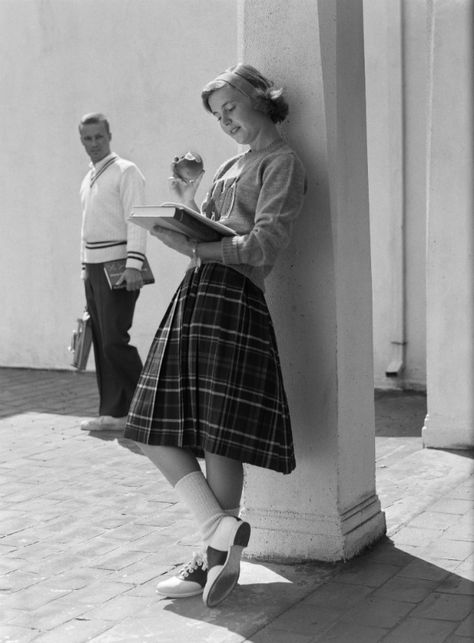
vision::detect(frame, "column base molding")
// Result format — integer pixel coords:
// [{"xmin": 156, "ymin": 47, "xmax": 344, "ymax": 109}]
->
[{"xmin": 241, "ymin": 494, "xmax": 386, "ymax": 563}]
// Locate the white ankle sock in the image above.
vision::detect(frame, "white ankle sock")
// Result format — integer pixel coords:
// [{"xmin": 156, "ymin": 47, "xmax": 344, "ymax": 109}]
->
[{"xmin": 174, "ymin": 471, "xmax": 226, "ymax": 542}]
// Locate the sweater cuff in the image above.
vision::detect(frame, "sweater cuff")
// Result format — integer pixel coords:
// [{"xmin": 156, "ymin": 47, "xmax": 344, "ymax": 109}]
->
[
  {"xmin": 221, "ymin": 237, "xmax": 240, "ymax": 265},
  {"xmin": 126, "ymin": 257, "xmax": 144, "ymax": 271}
]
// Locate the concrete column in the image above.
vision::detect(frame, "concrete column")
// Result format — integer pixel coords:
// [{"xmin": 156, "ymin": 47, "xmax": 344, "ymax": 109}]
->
[
  {"xmin": 422, "ymin": 0, "xmax": 474, "ymax": 449},
  {"xmin": 239, "ymin": 0, "xmax": 386, "ymax": 561}
]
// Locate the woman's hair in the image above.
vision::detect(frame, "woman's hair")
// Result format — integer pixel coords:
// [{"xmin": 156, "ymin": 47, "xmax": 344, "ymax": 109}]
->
[{"xmin": 201, "ymin": 63, "xmax": 289, "ymax": 123}]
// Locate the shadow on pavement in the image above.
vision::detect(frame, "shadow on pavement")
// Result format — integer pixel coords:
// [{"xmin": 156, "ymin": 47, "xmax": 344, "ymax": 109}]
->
[
  {"xmin": 0, "ymin": 368, "xmax": 99, "ymax": 419},
  {"xmin": 374, "ymin": 389, "xmax": 427, "ymax": 438},
  {"xmin": 81, "ymin": 429, "xmax": 146, "ymax": 457},
  {"xmin": 152, "ymin": 538, "xmax": 473, "ymax": 642}
]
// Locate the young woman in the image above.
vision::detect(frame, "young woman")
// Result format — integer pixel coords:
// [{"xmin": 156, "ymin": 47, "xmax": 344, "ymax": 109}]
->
[{"xmin": 124, "ymin": 63, "xmax": 306, "ymax": 607}]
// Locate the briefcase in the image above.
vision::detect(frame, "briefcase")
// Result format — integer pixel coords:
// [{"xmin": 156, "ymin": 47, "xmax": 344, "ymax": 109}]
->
[{"xmin": 69, "ymin": 309, "xmax": 92, "ymax": 371}]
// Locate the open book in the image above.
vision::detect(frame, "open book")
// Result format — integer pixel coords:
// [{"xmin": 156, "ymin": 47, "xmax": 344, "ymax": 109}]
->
[{"xmin": 130, "ymin": 202, "xmax": 236, "ymax": 242}]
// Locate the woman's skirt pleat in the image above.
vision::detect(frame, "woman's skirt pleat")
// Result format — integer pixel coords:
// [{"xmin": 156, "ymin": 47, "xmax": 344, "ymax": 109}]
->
[{"xmin": 124, "ymin": 264, "xmax": 295, "ymax": 474}]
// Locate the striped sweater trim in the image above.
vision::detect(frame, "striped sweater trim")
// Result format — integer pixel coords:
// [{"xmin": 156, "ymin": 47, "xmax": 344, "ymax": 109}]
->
[
  {"xmin": 89, "ymin": 154, "xmax": 119, "ymax": 187},
  {"xmin": 85, "ymin": 240, "xmax": 127, "ymax": 250},
  {"xmin": 127, "ymin": 251, "xmax": 146, "ymax": 262}
]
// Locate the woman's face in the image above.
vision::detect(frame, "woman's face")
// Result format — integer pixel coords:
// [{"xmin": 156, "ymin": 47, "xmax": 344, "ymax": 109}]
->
[{"xmin": 208, "ymin": 85, "xmax": 268, "ymax": 147}]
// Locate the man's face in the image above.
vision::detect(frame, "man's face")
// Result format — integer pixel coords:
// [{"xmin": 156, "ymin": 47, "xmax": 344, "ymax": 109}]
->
[{"xmin": 80, "ymin": 122, "xmax": 111, "ymax": 164}]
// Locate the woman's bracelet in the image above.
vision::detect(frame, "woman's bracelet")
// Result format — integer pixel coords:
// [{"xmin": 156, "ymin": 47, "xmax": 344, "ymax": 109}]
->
[{"xmin": 192, "ymin": 241, "xmax": 202, "ymax": 269}]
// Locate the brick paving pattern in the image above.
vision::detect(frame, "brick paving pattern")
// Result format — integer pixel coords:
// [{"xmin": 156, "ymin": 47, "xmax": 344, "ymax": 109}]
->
[{"xmin": 0, "ymin": 369, "xmax": 472, "ymax": 642}]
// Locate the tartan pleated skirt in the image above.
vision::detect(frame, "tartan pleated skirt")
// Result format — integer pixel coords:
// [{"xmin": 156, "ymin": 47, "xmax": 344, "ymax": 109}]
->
[{"xmin": 124, "ymin": 263, "xmax": 296, "ymax": 474}]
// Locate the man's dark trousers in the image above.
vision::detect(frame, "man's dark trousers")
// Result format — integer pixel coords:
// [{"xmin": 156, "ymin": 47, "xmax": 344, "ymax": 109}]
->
[{"xmin": 84, "ymin": 263, "xmax": 143, "ymax": 417}]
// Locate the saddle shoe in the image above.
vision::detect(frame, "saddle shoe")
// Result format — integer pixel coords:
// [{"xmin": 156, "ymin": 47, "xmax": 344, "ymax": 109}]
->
[
  {"xmin": 203, "ymin": 516, "xmax": 251, "ymax": 608},
  {"xmin": 156, "ymin": 552, "xmax": 208, "ymax": 598}
]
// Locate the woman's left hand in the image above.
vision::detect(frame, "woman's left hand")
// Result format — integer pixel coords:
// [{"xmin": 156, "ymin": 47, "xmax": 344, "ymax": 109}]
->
[{"xmin": 151, "ymin": 227, "xmax": 193, "ymax": 257}]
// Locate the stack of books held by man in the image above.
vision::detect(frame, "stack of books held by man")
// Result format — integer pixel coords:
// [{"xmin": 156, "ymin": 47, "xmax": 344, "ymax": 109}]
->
[{"xmin": 130, "ymin": 202, "xmax": 236, "ymax": 242}]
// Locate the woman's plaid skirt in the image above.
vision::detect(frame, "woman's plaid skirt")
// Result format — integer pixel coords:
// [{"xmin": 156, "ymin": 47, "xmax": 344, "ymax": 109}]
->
[{"xmin": 124, "ymin": 263, "xmax": 295, "ymax": 474}]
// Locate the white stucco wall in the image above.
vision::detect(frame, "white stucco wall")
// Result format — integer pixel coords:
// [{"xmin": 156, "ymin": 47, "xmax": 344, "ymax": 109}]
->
[
  {"xmin": 2, "ymin": 0, "xmax": 429, "ymax": 394},
  {"xmin": 423, "ymin": 0, "xmax": 474, "ymax": 449},
  {"xmin": 364, "ymin": 0, "xmax": 427, "ymax": 389},
  {"xmin": 0, "ymin": 0, "xmax": 237, "ymax": 369}
]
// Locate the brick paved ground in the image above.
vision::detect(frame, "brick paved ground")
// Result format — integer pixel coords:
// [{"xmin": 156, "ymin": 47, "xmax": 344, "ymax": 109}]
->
[{"xmin": 0, "ymin": 369, "xmax": 472, "ymax": 642}]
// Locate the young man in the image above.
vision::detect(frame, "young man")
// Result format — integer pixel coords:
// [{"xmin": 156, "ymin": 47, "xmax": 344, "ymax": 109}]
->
[{"xmin": 78, "ymin": 113, "xmax": 147, "ymax": 431}]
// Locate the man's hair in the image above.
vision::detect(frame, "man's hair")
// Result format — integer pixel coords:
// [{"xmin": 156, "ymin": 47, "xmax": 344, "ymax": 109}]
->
[{"xmin": 79, "ymin": 112, "xmax": 110, "ymax": 135}]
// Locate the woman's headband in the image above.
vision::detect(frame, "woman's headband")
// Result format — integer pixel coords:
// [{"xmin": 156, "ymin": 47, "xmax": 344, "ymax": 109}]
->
[{"xmin": 213, "ymin": 71, "xmax": 258, "ymax": 99}]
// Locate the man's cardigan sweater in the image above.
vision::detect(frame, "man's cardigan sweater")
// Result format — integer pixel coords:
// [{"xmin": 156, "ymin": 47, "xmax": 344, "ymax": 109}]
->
[{"xmin": 80, "ymin": 153, "xmax": 147, "ymax": 274}]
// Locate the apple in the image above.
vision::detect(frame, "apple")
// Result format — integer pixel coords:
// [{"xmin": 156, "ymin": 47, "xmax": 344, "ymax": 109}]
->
[{"xmin": 173, "ymin": 152, "xmax": 204, "ymax": 183}]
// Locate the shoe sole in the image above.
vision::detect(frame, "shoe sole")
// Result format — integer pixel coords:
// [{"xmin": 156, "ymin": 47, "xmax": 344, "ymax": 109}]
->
[
  {"xmin": 156, "ymin": 587, "xmax": 204, "ymax": 598},
  {"xmin": 203, "ymin": 521, "xmax": 251, "ymax": 608}
]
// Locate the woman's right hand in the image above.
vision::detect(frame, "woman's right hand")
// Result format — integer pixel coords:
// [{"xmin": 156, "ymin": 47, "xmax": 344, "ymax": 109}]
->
[{"xmin": 168, "ymin": 168, "xmax": 205, "ymax": 206}]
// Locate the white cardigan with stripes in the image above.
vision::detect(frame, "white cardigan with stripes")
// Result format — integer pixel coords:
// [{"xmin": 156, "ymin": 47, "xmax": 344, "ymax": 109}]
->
[{"xmin": 80, "ymin": 153, "xmax": 147, "ymax": 273}]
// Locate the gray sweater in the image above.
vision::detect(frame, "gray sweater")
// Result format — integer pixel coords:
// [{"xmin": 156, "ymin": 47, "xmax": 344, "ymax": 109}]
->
[{"xmin": 201, "ymin": 140, "xmax": 306, "ymax": 291}]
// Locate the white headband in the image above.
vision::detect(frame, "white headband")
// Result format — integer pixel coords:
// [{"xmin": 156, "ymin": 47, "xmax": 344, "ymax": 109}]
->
[{"xmin": 214, "ymin": 71, "xmax": 258, "ymax": 98}]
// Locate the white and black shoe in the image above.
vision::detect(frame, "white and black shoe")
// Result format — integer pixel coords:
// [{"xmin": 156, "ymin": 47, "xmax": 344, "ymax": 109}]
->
[
  {"xmin": 203, "ymin": 517, "xmax": 251, "ymax": 608},
  {"xmin": 156, "ymin": 552, "xmax": 208, "ymax": 598}
]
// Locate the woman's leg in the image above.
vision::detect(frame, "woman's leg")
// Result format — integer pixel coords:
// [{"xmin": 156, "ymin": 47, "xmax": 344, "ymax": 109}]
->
[
  {"xmin": 138, "ymin": 446, "xmax": 243, "ymax": 519},
  {"xmin": 143, "ymin": 444, "xmax": 225, "ymax": 600},
  {"xmin": 140, "ymin": 444, "xmax": 249, "ymax": 606},
  {"xmin": 138, "ymin": 444, "xmax": 226, "ymax": 542},
  {"xmin": 139, "ymin": 444, "xmax": 200, "ymax": 486},
  {"xmin": 204, "ymin": 452, "xmax": 244, "ymax": 512},
  {"xmin": 200, "ymin": 452, "xmax": 249, "ymax": 607}
]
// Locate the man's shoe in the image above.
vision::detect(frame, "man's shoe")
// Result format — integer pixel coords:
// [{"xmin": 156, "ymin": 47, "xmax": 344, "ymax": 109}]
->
[
  {"xmin": 80, "ymin": 415, "xmax": 127, "ymax": 431},
  {"xmin": 156, "ymin": 552, "xmax": 208, "ymax": 598},
  {"xmin": 203, "ymin": 517, "xmax": 251, "ymax": 608}
]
